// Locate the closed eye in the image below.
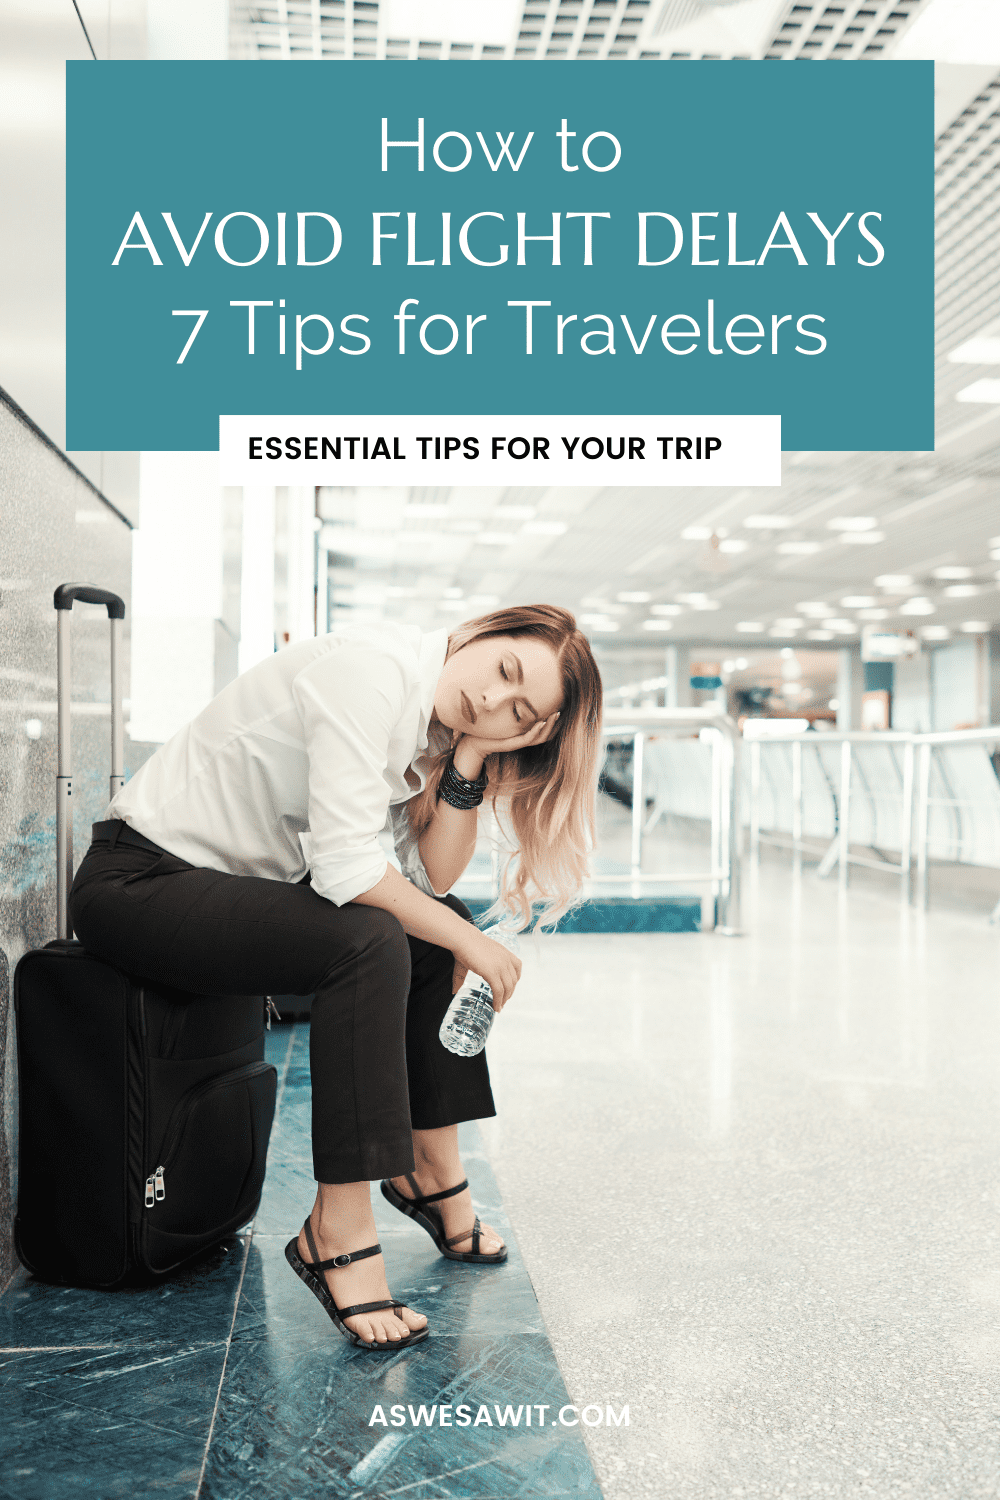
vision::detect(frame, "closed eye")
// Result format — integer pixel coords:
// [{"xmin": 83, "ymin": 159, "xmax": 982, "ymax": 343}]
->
[{"xmin": 500, "ymin": 659, "xmax": 521, "ymax": 720}]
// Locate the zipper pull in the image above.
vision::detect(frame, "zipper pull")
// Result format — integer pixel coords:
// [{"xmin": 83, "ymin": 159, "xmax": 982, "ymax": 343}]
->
[
  {"xmin": 144, "ymin": 1173, "xmax": 155, "ymax": 1208},
  {"xmin": 154, "ymin": 1166, "xmax": 166, "ymax": 1202},
  {"xmin": 265, "ymin": 997, "xmax": 281, "ymax": 1030}
]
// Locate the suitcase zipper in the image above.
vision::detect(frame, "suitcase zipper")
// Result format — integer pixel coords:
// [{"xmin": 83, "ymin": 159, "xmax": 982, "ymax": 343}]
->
[
  {"xmin": 265, "ymin": 997, "xmax": 281, "ymax": 1030},
  {"xmin": 144, "ymin": 1166, "xmax": 166, "ymax": 1206},
  {"xmin": 143, "ymin": 1062, "xmax": 274, "ymax": 1211}
]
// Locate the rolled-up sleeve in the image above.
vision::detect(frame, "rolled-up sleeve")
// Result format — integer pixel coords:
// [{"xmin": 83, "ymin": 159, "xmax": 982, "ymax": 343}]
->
[{"xmin": 291, "ymin": 646, "xmax": 406, "ymax": 905}]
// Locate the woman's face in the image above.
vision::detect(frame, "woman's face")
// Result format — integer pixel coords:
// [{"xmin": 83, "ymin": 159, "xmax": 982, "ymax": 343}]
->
[{"xmin": 434, "ymin": 634, "xmax": 564, "ymax": 742}]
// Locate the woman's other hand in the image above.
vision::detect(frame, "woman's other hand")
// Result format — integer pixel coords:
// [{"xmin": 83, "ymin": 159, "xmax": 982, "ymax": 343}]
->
[
  {"xmin": 457, "ymin": 712, "xmax": 560, "ymax": 766},
  {"xmin": 452, "ymin": 929, "xmax": 523, "ymax": 1012}
]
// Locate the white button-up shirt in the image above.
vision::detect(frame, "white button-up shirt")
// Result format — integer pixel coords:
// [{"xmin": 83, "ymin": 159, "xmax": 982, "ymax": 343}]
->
[{"xmin": 108, "ymin": 623, "xmax": 451, "ymax": 906}]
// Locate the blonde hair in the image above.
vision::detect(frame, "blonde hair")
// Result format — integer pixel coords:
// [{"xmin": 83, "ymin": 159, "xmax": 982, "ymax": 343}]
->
[{"xmin": 407, "ymin": 604, "xmax": 603, "ymax": 929}]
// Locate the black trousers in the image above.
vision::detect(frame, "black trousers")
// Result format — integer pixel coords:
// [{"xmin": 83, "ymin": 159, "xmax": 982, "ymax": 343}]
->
[{"xmin": 68, "ymin": 825, "xmax": 495, "ymax": 1185}]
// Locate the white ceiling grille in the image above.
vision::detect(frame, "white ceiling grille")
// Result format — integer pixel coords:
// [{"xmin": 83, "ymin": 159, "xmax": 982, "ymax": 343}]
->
[{"xmin": 230, "ymin": 0, "xmax": 932, "ymax": 62}]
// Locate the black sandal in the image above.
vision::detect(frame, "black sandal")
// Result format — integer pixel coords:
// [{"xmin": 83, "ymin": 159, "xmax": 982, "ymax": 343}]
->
[
  {"xmin": 380, "ymin": 1174, "xmax": 508, "ymax": 1264},
  {"xmin": 284, "ymin": 1218, "xmax": 429, "ymax": 1351}
]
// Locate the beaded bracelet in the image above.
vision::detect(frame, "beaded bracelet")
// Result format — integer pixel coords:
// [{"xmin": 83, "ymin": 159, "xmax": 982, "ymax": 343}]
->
[{"xmin": 438, "ymin": 754, "xmax": 489, "ymax": 811}]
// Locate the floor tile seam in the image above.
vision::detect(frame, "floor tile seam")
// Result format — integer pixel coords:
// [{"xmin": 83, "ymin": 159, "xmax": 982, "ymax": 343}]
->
[
  {"xmin": 0, "ymin": 1350, "xmax": 227, "ymax": 1362},
  {"xmin": 193, "ymin": 1228, "xmax": 254, "ymax": 1500}
]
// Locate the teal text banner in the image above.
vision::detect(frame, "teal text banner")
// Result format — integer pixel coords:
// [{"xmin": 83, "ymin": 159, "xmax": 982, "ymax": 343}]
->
[{"xmin": 65, "ymin": 59, "xmax": 933, "ymax": 452}]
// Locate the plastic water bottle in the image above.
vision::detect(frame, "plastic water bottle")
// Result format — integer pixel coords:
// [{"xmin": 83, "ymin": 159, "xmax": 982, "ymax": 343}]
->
[{"xmin": 439, "ymin": 926, "xmax": 522, "ymax": 1057}]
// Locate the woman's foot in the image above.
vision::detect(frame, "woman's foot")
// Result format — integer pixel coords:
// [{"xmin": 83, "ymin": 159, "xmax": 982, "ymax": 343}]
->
[
  {"xmin": 390, "ymin": 1124, "xmax": 504, "ymax": 1256},
  {"xmin": 298, "ymin": 1185, "xmax": 427, "ymax": 1345},
  {"xmin": 388, "ymin": 1169, "xmax": 505, "ymax": 1255}
]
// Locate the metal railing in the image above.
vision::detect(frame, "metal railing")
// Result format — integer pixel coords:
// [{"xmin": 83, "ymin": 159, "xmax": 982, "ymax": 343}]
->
[
  {"xmin": 603, "ymin": 707, "xmax": 742, "ymax": 934},
  {"xmin": 461, "ymin": 706, "xmax": 743, "ymax": 933},
  {"xmin": 745, "ymin": 725, "xmax": 1000, "ymax": 917}
]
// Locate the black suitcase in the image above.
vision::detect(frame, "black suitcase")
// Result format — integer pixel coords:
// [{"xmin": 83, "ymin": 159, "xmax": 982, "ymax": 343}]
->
[{"xmin": 13, "ymin": 584, "xmax": 278, "ymax": 1288}]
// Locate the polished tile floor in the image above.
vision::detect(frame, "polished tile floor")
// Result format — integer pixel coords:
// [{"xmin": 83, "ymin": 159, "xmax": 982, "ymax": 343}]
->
[
  {"xmin": 482, "ymin": 848, "xmax": 1000, "ymax": 1498},
  {"xmin": 5, "ymin": 842, "xmax": 1000, "ymax": 1498},
  {"xmin": 0, "ymin": 1033, "xmax": 600, "ymax": 1499}
]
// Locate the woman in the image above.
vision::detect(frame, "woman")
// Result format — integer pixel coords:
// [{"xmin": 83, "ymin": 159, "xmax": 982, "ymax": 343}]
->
[{"xmin": 69, "ymin": 604, "xmax": 602, "ymax": 1352}]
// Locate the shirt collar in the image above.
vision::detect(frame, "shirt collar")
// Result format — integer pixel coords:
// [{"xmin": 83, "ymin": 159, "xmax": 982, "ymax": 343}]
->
[{"xmin": 417, "ymin": 628, "xmax": 449, "ymax": 748}]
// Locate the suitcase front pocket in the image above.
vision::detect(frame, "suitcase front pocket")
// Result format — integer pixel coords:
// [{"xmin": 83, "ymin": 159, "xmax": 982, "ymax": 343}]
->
[{"xmin": 142, "ymin": 1061, "xmax": 277, "ymax": 1265}]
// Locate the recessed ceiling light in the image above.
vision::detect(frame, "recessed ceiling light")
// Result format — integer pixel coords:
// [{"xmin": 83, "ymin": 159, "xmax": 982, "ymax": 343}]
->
[
  {"xmin": 443, "ymin": 586, "xmax": 464, "ymax": 599},
  {"xmin": 943, "ymin": 584, "xmax": 981, "ymax": 598},
  {"xmin": 681, "ymin": 526, "xmax": 715, "ymax": 541},
  {"xmin": 736, "ymin": 621, "xmax": 764, "ymax": 632},
  {"xmin": 468, "ymin": 594, "xmax": 500, "ymax": 608},
  {"xmin": 960, "ymin": 621, "xmax": 990, "ymax": 632},
  {"xmin": 579, "ymin": 614, "xmax": 620, "ymax": 631},
  {"xmin": 641, "ymin": 619, "xmax": 673, "ymax": 631},
  {"xmin": 840, "ymin": 596, "xmax": 875, "ymax": 608},
  {"xmin": 774, "ymin": 618, "xmax": 805, "ymax": 630},
  {"xmin": 651, "ymin": 604, "xmax": 684, "ymax": 616},
  {"xmin": 988, "ymin": 537, "xmax": 1000, "ymax": 547},
  {"xmin": 875, "ymin": 574, "xmax": 914, "ymax": 589},
  {"xmin": 522, "ymin": 521, "xmax": 567, "ymax": 536},
  {"xmin": 796, "ymin": 602, "xmax": 831, "ymax": 617},
  {"xmin": 777, "ymin": 541, "xmax": 822, "ymax": 555},
  {"xmin": 677, "ymin": 592, "xmax": 710, "ymax": 604},
  {"xmin": 948, "ymin": 336, "xmax": 1000, "ymax": 364},
  {"xmin": 822, "ymin": 619, "xmax": 857, "ymax": 633},
  {"xmin": 957, "ymin": 379, "xmax": 1000, "ymax": 403},
  {"xmin": 617, "ymin": 591, "xmax": 651, "ymax": 603},
  {"xmin": 439, "ymin": 599, "xmax": 473, "ymax": 612},
  {"xmin": 734, "ymin": 658, "xmax": 749, "ymax": 669},
  {"xmin": 841, "ymin": 532, "xmax": 886, "ymax": 545},
  {"xmin": 827, "ymin": 517, "xmax": 878, "ymax": 531},
  {"xmin": 806, "ymin": 629, "xmax": 834, "ymax": 640},
  {"xmin": 476, "ymin": 532, "xmax": 518, "ymax": 546},
  {"xmin": 920, "ymin": 626, "xmax": 950, "ymax": 640},
  {"xmin": 989, "ymin": 551, "xmax": 1000, "ymax": 562},
  {"xmin": 718, "ymin": 539, "xmax": 749, "ymax": 554},
  {"xmin": 743, "ymin": 515, "xmax": 792, "ymax": 529},
  {"xmin": 899, "ymin": 597, "xmax": 935, "ymax": 615},
  {"xmin": 932, "ymin": 565, "xmax": 973, "ymax": 580},
  {"xmin": 857, "ymin": 608, "xmax": 890, "ymax": 621},
  {"xmin": 690, "ymin": 600, "xmax": 721, "ymax": 611}
]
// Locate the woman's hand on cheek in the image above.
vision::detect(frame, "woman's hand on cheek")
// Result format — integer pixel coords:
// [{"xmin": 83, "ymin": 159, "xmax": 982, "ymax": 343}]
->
[{"xmin": 460, "ymin": 712, "xmax": 560, "ymax": 763}]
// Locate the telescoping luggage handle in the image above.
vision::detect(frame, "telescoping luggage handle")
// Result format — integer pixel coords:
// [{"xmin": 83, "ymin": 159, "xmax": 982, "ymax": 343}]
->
[{"xmin": 54, "ymin": 584, "xmax": 127, "ymax": 940}]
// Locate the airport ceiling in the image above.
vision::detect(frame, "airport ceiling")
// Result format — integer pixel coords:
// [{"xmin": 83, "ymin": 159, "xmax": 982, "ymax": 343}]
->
[
  {"xmin": 231, "ymin": 0, "xmax": 929, "ymax": 64},
  {"xmin": 239, "ymin": 0, "xmax": 1000, "ymax": 650}
]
